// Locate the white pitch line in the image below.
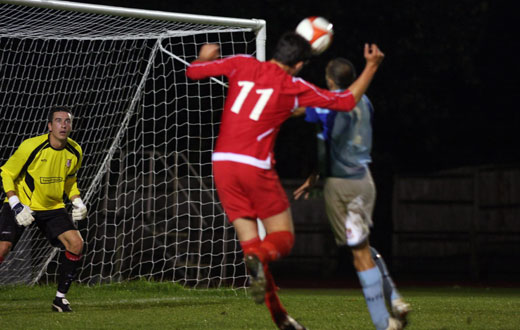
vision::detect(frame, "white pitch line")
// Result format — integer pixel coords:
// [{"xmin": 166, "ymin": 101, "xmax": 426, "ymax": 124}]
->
[{"xmin": 0, "ymin": 295, "xmax": 239, "ymax": 308}]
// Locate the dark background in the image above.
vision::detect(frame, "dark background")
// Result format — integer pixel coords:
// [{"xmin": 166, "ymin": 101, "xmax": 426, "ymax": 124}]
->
[
  {"xmin": 68, "ymin": 0, "xmax": 519, "ymax": 176},
  {"xmin": 65, "ymin": 0, "xmax": 519, "ymax": 280}
]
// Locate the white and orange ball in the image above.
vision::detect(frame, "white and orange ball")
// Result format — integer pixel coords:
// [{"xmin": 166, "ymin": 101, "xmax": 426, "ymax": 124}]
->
[{"xmin": 295, "ymin": 16, "xmax": 334, "ymax": 55}]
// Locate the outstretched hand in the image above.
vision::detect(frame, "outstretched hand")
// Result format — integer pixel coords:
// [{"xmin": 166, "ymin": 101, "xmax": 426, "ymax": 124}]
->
[
  {"xmin": 197, "ymin": 44, "xmax": 220, "ymax": 62},
  {"xmin": 364, "ymin": 43, "xmax": 384, "ymax": 67},
  {"xmin": 347, "ymin": 43, "xmax": 385, "ymax": 104}
]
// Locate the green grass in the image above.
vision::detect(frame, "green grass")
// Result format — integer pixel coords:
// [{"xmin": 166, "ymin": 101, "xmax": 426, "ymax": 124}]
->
[{"xmin": 1, "ymin": 281, "xmax": 519, "ymax": 329}]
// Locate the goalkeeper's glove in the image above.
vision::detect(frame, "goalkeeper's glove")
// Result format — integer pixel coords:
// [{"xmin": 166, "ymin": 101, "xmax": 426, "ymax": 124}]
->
[
  {"xmin": 8, "ymin": 195, "xmax": 34, "ymax": 227},
  {"xmin": 72, "ymin": 197, "xmax": 87, "ymax": 221}
]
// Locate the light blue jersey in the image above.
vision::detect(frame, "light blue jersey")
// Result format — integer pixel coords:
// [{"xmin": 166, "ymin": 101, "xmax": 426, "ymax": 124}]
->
[{"xmin": 305, "ymin": 93, "xmax": 374, "ymax": 179}]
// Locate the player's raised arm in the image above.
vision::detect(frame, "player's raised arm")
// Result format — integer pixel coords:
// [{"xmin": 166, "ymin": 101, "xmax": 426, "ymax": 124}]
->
[
  {"xmin": 186, "ymin": 43, "xmax": 226, "ymax": 81},
  {"xmin": 193, "ymin": 43, "xmax": 220, "ymax": 63},
  {"xmin": 347, "ymin": 43, "xmax": 384, "ymax": 104}
]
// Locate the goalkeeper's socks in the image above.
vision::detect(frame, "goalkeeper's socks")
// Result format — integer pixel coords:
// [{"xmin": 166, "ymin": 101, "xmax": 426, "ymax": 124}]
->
[
  {"xmin": 370, "ymin": 247, "xmax": 401, "ymax": 302},
  {"xmin": 0, "ymin": 255, "xmax": 4, "ymax": 265},
  {"xmin": 57, "ymin": 251, "xmax": 82, "ymax": 294},
  {"xmin": 357, "ymin": 266, "xmax": 390, "ymax": 330}
]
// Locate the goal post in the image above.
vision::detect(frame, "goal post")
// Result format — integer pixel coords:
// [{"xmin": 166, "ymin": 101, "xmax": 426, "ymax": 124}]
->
[
  {"xmin": 0, "ymin": 0, "xmax": 267, "ymax": 61},
  {"xmin": 0, "ymin": 0, "xmax": 266, "ymax": 288}
]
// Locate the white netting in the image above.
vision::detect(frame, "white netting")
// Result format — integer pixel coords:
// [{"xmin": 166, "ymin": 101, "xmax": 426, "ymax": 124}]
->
[{"xmin": 0, "ymin": 1, "xmax": 261, "ymax": 288}]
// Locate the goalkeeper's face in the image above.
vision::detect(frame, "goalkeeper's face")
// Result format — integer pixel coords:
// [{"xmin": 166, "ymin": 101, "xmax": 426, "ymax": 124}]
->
[{"xmin": 48, "ymin": 111, "xmax": 73, "ymax": 143}]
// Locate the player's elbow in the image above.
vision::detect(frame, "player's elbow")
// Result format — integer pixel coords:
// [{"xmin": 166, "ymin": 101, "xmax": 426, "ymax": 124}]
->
[
  {"xmin": 0, "ymin": 171, "xmax": 14, "ymax": 192},
  {"xmin": 186, "ymin": 65, "xmax": 204, "ymax": 80}
]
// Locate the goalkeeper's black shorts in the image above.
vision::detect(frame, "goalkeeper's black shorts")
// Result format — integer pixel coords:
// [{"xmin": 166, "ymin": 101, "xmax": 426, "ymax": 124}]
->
[
  {"xmin": 34, "ymin": 208, "xmax": 77, "ymax": 247},
  {"xmin": 0, "ymin": 203, "xmax": 24, "ymax": 245},
  {"xmin": 0, "ymin": 203, "xmax": 77, "ymax": 249}
]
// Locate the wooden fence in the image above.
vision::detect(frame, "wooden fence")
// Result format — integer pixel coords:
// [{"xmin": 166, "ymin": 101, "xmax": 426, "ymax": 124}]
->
[{"xmin": 392, "ymin": 164, "xmax": 520, "ymax": 281}]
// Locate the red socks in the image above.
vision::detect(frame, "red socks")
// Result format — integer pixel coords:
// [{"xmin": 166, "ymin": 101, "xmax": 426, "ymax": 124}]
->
[
  {"xmin": 0, "ymin": 255, "xmax": 4, "ymax": 264},
  {"xmin": 241, "ymin": 237, "xmax": 262, "ymax": 256},
  {"xmin": 264, "ymin": 268, "xmax": 287, "ymax": 324},
  {"xmin": 241, "ymin": 231, "xmax": 294, "ymax": 264},
  {"xmin": 241, "ymin": 232, "xmax": 294, "ymax": 325},
  {"xmin": 261, "ymin": 231, "xmax": 294, "ymax": 263}
]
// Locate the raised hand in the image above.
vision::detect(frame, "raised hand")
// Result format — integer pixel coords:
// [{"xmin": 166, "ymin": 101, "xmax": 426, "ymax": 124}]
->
[
  {"xmin": 197, "ymin": 44, "xmax": 220, "ymax": 62},
  {"xmin": 364, "ymin": 43, "xmax": 384, "ymax": 67}
]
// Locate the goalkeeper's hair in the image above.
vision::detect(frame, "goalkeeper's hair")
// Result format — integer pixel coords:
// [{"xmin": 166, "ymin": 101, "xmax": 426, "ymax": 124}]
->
[
  {"xmin": 48, "ymin": 106, "xmax": 73, "ymax": 123},
  {"xmin": 326, "ymin": 58, "xmax": 357, "ymax": 89},
  {"xmin": 272, "ymin": 31, "xmax": 312, "ymax": 67}
]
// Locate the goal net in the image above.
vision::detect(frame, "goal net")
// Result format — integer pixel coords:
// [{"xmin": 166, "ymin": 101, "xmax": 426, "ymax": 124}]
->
[{"xmin": 0, "ymin": 0, "xmax": 265, "ymax": 288}]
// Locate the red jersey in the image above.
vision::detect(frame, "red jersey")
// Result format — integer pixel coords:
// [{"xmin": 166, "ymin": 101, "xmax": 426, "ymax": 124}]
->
[{"xmin": 186, "ymin": 55, "xmax": 356, "ymax": 169}]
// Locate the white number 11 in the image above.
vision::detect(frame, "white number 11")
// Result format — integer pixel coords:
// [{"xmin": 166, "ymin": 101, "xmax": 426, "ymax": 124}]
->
[{"xmin": 230, "ymin": 81, "xmax": 273, "ymax": 121}]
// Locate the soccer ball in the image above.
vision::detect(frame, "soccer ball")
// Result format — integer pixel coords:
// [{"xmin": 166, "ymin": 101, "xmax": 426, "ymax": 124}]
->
[{"xmin": 295, "ymin": 16, "xmax": 334, "ymax": 55}]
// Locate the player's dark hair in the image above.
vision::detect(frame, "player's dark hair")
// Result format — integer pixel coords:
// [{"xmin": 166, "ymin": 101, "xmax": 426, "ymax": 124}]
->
[
  {"xmin": 326, "ymin": 58, "xmax": 357, "ymax": 89},
  {"xmin": 48, "ymin": 106, "xmax": 73, "ymax": 123},
  {"xmin": 272, "ymin": 32, "xmax": 312, "ymax": 67}
]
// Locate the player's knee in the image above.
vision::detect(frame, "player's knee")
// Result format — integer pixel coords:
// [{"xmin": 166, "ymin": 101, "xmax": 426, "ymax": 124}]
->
[
  {"xmin": 0, "ymin": 241, "xmax": 12, "ymax": 258},
  {"xmin": 351, "ymin": 241, "xmax": 374, "ymax": 270},
  {"xmin": 240, "ymin": 237, "xmax": 262, "ymax": 256},
  {"xmin": 68, "ymin": 238, "xmax": 84, "ymax": 255},
  {"xmin": 345, "ymin": 211, "xmax": 369, "ymax": 247},
  {"xmin": 264, "ymin": 230, "xmax": 294, "ymax": 259},
  {"xmin": 276, "ymin": 231, "xmax": 294, "ymax": 257}
]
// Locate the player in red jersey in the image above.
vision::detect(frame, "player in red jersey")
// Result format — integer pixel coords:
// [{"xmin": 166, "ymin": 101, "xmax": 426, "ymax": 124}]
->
[{"xmin": 187, "ymin": 32, "xmax": 384, "ymax": 330}]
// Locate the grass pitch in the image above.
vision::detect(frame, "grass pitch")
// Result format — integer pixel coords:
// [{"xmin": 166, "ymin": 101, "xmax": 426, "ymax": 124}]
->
[{"xmin": 0, "ymin": 280, "xmax": 519, "ymax": 329}]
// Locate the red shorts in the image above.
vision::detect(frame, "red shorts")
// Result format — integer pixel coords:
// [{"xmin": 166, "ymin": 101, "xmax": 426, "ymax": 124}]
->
[{"xmin": 213, "ymin": 161, "xmax": 289, "ymax": 222}]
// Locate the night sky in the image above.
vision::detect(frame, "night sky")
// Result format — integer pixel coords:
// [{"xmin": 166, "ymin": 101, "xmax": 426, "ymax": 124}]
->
[{"xmin": 69, "ymin": 0, "xmax": 519, "ymax": 177}]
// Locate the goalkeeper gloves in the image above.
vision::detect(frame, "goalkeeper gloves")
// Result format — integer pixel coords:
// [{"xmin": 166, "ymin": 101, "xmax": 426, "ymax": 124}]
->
[
  {"xmin": 72, "ymin": 197, "xmax": 87, "ymax": 221},
  {"xmin": 8, "ymin": 195, "xmax": 34, "ymax": 227}
]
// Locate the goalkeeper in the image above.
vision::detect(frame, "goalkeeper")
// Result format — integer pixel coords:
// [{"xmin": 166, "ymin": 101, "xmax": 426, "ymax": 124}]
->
[{"xmin": 0, "ymin": 107, "xmax": 87, "ymax": 312}]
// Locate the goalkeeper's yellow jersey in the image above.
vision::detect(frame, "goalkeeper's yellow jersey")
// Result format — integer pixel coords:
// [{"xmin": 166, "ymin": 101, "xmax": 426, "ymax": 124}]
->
[{"xmin": 0, "ymin": 134, "xmax": 83, "ymax": 211}]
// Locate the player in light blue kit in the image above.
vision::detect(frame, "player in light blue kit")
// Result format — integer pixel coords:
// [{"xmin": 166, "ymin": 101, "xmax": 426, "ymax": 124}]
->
[{"xmin": 294, "ymin": 58, "xmax": 410, "ymax": 330}]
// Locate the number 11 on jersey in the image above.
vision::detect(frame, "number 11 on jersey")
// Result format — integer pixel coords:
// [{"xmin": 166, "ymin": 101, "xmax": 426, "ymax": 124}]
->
[{"xmin": 230, "ymin": 81, "xmax": 273, "ymax": 121}]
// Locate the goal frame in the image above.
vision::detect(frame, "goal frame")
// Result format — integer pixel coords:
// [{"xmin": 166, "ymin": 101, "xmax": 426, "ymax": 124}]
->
[
  {"xmin": 0, "ymin": 0, "xmax": 266, "ymax": 62},
  {"xmin": 0, "ymin": 0, "xmax": 266, "ymax": 287}
]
